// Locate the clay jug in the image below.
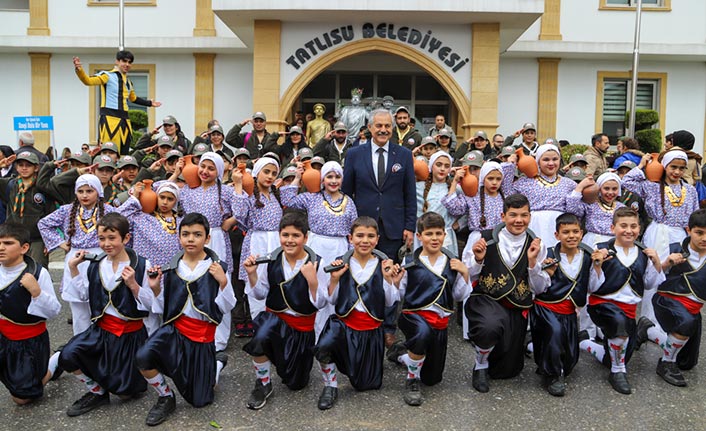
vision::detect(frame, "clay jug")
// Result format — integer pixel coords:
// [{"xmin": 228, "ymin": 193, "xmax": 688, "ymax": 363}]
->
[
  {"xmin": 301, "ymin": 160, "xmax": 321, "ymax": 192},
  {"xmin": 414, "ymin": 156, "xmax": 429, "ymax": 181},
  {"xmin": 461, "ymin": 166, "xmax": 479, "ymax": 197},
  {"xmin": 139, "ymin": 179, "xmax": 158, "ymax": 214},
  {"xmin": 238, "ymin": 163, "xmax": 254, "ymax": 196},
  {"xmin": 645, "ymin": 153, "xmax": 664, "ymax": 182},
  {"xmin": 515, "ymin": 148, "xmax": 538, "ymax": 178},
  {"xmin": 182, "ymin": 154, "xmax": 201, "ymax": 188},
  {"xmin": 582, "ymin": 183, "xmax": 600, "ymax": 204}
]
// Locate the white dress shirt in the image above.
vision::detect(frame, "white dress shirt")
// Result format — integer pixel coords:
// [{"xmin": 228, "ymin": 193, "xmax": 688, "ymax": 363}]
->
[
  {"xmin": 327, "ymin": 255, "xmax": 397, "ymax": 308},
  {"xmin": 588, "ymin": 245, "xmax": 665, "ymax": 304},
  {"xmin": 664, "ymin": 244, "xmax": 706, "ymax": 304},
  {"xmin": 0, "ymin": 263, "xmax": 60, "ymax": 321},
  {"xmin": 371, "ymin": 142, "xmax": 390, "ymax": 182}
]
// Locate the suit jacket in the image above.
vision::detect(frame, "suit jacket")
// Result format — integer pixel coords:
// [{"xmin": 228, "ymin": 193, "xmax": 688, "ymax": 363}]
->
[{"xmin": 342, "ymin": 142, "xmax": 416, "ymax": 240}]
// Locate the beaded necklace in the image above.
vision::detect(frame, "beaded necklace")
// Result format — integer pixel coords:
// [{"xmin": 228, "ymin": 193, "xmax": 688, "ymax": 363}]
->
[
  {"xmin": 665, "ymin": 184, "xmax": 686, "ymax": 207},
  {"xmin": 77, "ymin": 207, "xmax": 97, "ymax": 234},
  {"xmin": 322, "ymin": 192, "xmax": 348, "ymax": 216},
  {"xmin": 155, "ymin": 211, "xmax": 177, "ymax": 234}
]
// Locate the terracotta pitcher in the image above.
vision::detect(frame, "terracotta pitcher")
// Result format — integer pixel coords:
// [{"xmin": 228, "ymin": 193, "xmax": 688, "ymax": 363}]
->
[
  {"xmin": 414, "ymin": 156, "xmax": 429, "ymax": 181},
  {"xmin": 139, "ymin": 179, "xmax": 158, "ymax": 214},
  {"xmin": 301, "ymin": 160, "xmax": 321, "ymax": 192},
  {"xmin": 461, "ymin": 166, "xmax": 479, "ymax": 197},
  {"xmin": 238, "ymin": 163, "xmax": 254, "ymax": 195},
  {"xmin": 645, "ymin": 153, "xmax": 664, "ymax": 182},
  {"xmin": 182, "ymin": 154, "xmax": 201, "ymax": 188},
  {"xmin": 515, "ymin": 148, "xmax": 538, "ymax": 178}
]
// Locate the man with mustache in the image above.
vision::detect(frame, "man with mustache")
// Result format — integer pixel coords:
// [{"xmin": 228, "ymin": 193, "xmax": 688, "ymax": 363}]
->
[
  {"xmin": 342, "ymin": 109, "xmax": 417, "ymax": 348},
  {"xmin": 390, "ymin": 107, "xmax": 422, "ymax": 151}
]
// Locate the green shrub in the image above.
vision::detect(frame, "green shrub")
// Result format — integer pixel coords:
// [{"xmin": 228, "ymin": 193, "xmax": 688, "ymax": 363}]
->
[
  {"xmin": 635, "ymin": 128, "xmax": 662, "ymax": 154},
  {"xmin": 131, "ymin": 130, "xmax": 143, "ymax": 150},
  {"xmin": 625, "ymin": 109, "xmax": 659, "ymax": 129},
  {"xmin": 129, "ymin": 109, "xmax": 149, "ymax": 131},
  {"xmin": 561, "ymin": 144, "xmax": 589, "ymax": 164}
]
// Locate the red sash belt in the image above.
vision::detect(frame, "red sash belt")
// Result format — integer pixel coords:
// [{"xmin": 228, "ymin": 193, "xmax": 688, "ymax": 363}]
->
[
  {"xmin": 97, "ymin": 314, "xmax": 144, "ymax": 337},
  {"xmin": 535, "ymin": 299, "xmax": 576, "ymax": 315},
  {"xmin": 341, "ymin": 310, "xmax": 381, "ymax": 331},
  {"xmin": 499, "ymin": 298, "xmax": 530, "ymax": 319},
  {"xmin": 267, "ymin": 308, "xmax": 315, "ymax": 332},
  {"xmin": 588, "ymin": 295, "xmax": 637, "ymax": 319},
  {"xmin": 174, "ymin": 315, "xmax": 216, "ymax": 343},
  {"xmin": 0, "ymin": 319, "xmax": 46, "ymax": 341},
  {"xmin": 658, "ymin": 292, "xmax": 704, "ymax": 315},
  {"xmin": 404, "ymin": 310, "xmax": 449, "ymax": 330}
]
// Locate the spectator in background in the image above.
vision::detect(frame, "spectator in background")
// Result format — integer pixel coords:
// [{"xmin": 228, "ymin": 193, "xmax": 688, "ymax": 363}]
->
[
  {"xmin": 664, "ymin": 133, "xmax": 674, "ymax": 151},
  {"xmin": 14, "ymin": 131, "xmax": 49, "ymax": 164},
  {"xmin": 428, "ymin": 114, "xmax": 457, "ymax": 150},
  {"xmin": 612, "ymin": 137, "xmax": 643, "ymax": 170},
  {"xmin": 192, "ymin": 119, "xmax": 220, "ymax": 148},
  {"xmin": 583, "ymin": 133, "xmax": 609, "ymax": 178},
  {"xmin": 503, "ymin": 122, "xmax": 538, "ymax": 156},
  {"xmin": 670, "ymin": 130, "xmax": 701, "ymax": 186},
  {"xmin": 81, "ymin": 143, "xmax": 90, "ymax": 152},
  {"xmin": 491, "ymin": 133, "xmax": 504, "ymax": 153}
]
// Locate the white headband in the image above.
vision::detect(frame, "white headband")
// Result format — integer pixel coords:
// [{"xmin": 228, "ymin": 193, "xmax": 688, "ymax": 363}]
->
[
  {"xmin": 596, "ymin": 172, "xmax": 621, "ymax": 195},
  {"xmin": 252, "ymin": 157, "xmax": 280, "ymax": 179},
  {"xmin": 661, "ymin": 150, "xmax": 688, "ymax": 169},
  {"xmin": 534, "ymin": 144, "xmax": 560, "ymax": 167},
  {"xmin": 199, "ymin": 151, "xmax": 225, "ymax": 180},
  {"xmin": 479, "ymin": 161, "xmax": 502, "ymax": 186},
  {"xmin": 428, "ymin": 151, "xmax": 453, "ymax": 173},
  {"xmin": 156, "ymin": 182, "xmax": 180, "ymax": 200},
  {"xmin": 75, "ymin": 174, "xmax": 103, "ymax": 198},
  {"xmin": 320, "ymin": 161, "xmax": 343, "ymax": 182}
]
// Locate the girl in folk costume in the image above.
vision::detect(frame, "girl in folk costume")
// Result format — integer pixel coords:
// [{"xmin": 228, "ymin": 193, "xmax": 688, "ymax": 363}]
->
[
  {"xmin": 501, "ymin": 144, "xmax": 576, "ymax": 247},
  {"xmin": 414, "ymin": 151, "xmax": 459, "ymax": 253},
  {"xmin": 176, "ymin": 152, "xmax": 236, "ymax": 352},
  {"xmin": 232, "ymin": 157, "xmax": 284, "ymax": 319},
  {"xmin": 442, "ymin": 160, "xmax": 504, "ymax": 339},
  {"xmin": 38, "ymin": 174, "xmax": 116, "ymax": 335},
  {"xmin": 621, "ymin": 150, "xmax": 699, "ymax": 323},
  {"xmin": 567, "ymin": 172, "xmax": 626, "ymax": 248},
  {"xmin": 280, "ymin": 161, "xmax": 358, "ymax": 338}
]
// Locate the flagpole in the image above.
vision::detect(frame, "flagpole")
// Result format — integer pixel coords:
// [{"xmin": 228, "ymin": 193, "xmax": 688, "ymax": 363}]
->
[{"xmin": 628, "ymin": 0, "xmax": 643, "ymax": 138}]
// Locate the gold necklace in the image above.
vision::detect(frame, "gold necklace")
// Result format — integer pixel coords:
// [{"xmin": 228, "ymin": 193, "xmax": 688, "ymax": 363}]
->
[
  {"xmin": 665, "ymin": 185, "xmax": 686, "ymax": 207},
  {"xmin": 155, "ymin": 211, "xmax": 177, "ymax": 234},
  {"xmin": 322, "ymin": 194, "xmax": 348, "ymax": 216},
  {"xmin": 536, "ymin": 174, "xmax": 559, "ymax": 188},
  {"xmin": 77, "ymin": 207, "xmax": 97, "ymax": 234},
  {"xmin": 598, "ymin": 199, "xmax": 615, "ymax": 212}
]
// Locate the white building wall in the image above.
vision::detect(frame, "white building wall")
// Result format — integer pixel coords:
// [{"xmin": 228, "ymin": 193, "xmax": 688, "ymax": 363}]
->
[
  {"xmin": 497, "ymin": 58, "xmax": 539, "ymax": 137},
  {"xmin": 0, "ymin": 54, "xmax": 32, "ymax": 149},
  {"xmin": 0, "ymin": 10, "xmax": 29, "ymax": 36},
  {"xmin": 213, "ymin": 54, "xmax": 254, "ymax": 133}
]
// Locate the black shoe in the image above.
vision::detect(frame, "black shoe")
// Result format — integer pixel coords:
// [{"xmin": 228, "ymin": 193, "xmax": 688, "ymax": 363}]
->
[
  {"xmin": 386, "ymin": 342, "xmax": 407, "ymax": 366},
  {"xmin": 578, "ymin": 330, "xmax": 589, "ymax": 343},
  {"xmin": 635, "ymin": 316, "xmax": 655, "ymax": 351},
  {"xmin": 656, "ymin": 359, "xmax": 687, "ymax": 387},
  {"xmin": 403, "ymin": 378, "xmax": 423, "ymax": 406},
  {"xmin": 67, "ymin": 317, "xmax": 73, "ymax": 325},
  {"xmin": 216, "ymin": 351, "xmax": 229, "ymax": 369},
  {"xmin": 608, "ymin": 372, "xmax": 632, "ymax": 395},
  {"xmin": 145, "ymin": 395, "xmax": 176, "ymax": 426},
  {"xmin": 66, "ymin": 391, "xmax": 110, "ymax": 417},
  {"xmin": 50, "ymin": 346, "xmax": 65, "ymax": 381},
  {"xmin": 546, "ymin": 375, "xmax": 566, "ymax": 397},
  {"xmin": 317, "ymin": 386, "xmax": 338, "ymax": 410},
  {"xmin": 247, "ymin": 379, "xmax": 273, "ymax": 410},
  {"xmin": 472, "ymin": 368, "xmax": 490, "ymax": 393}
]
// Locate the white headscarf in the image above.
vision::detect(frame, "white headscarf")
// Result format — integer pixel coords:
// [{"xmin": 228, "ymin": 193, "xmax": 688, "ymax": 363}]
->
[
  {"xmin": 661, "ymin": 150, "xmax": 688, "ymax": 169},
  {"xmin": 252, "ymin": 157, "xmax": 280, "ymax": 179},
  {"xmin": 596, "ymin": 172, "xmax": 621, "ymax": 195},
  {"xmin": 320, "ymin": 161, "xmax": 343, "ymax": 181},
  {"xmin": 428, "ymin": 151, "xmax": 453, "ymax": 173},
  {"xmin": 156, "ymin": 182, "xmax": 180, "ymax": 200},
  {"xmin": 75, "ymin": 174, "xmax": 103, "ymax": 198},
  {"xmin": 534, "ymin": 144, "xmax": 560, "ymax": 167},
  {"xmin": 199, "ymin": 151, "xmax": 225, "ymax": 180},
  {"xmin": 479, "ymin": 161, "xmax": 502, "ymax": 186}
]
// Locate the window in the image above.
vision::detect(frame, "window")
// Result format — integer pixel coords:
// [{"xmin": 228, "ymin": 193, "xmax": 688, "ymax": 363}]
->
[
  {"xmin": 126, "ymin": 73, "xmax": 149, "ymax": 113},
  {"xmin": 0, "ymin": 0, "xmax": 29, "ymax": 11},
  {"xmin": 596, "ymin": 72, "xmax": 667, "ymax": 144},
  {"xmin": 599, "ymin": 0, "xmax": 670, "ymax": 11}
]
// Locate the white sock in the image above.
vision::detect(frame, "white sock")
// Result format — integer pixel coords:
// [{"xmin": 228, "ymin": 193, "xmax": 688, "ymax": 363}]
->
[
  {"xmin": 647, "ymin": 325, "xmax": 668, "ymax": 346},
  {"xmin": 607, "ymin": 337, "xmax": 628, "ymax": 373},
  {"xmin": 319, "ymin": 362, "xmax": 338, "ymax": 388},
  {"xmin": 47, "ymin": 351, "xmax": 60, "ymax": 378},
  {"xmin": 474, "ymin": 345, "xmax": 494, "ymax": 370},
  {"xmin": 74, "ymin": 372, "xmax": 104, "ymax": 395},
  {"xmin": 216, "ymin": 360, "xmax": 225, "ymax": 384},
  {"xmin": 662, "ymin": 334, "xmax": 688, "ymax": 362},
  {"xmin": 580, "ymin": 339, "xmax": 605, "ymax": 363},
  {"xmin": 401, "ymin": 354, "xmax": 424, "ymax": 380},
  {"xmin": 253, "ymin": 360, "xmax": 271, "ymax": 385},
  {"xmin": 145, "ymin": 373, "xmax": 173, "ymax": 397},
  {"xmin": 526, "ymin": 341, "xmax": 534, "ymax": 353}
]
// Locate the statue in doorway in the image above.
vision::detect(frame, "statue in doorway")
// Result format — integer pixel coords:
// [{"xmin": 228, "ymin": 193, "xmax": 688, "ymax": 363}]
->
[
  {"xmin": 382, "ymin": 95, "xmax": 396, "ymax": 116},
  {"xmin": 306, "ymin": 103, "xmax": 332, "ymax": 145},
  {"xmin": 338, "ymin": 88, "xmax": 368, "ymax": 141}
]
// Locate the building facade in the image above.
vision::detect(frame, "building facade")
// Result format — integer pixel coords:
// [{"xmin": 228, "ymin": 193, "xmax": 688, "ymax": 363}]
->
[{"xmin": 1, "ymin": 0, "xmax": 704, "ymax": 153}]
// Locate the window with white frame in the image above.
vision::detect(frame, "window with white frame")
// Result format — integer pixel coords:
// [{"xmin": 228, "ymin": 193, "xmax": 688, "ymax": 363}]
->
[
  {"xmin": 602, "ymin": 79, "xmax": 658, "ymax": 141},
  {"xmin": 601, "ymin": 0, "xmax": 670, "ymax": 9}
]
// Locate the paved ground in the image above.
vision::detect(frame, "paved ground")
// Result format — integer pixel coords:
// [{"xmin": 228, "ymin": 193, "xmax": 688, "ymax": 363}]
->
[{"xmin": 3, "ymin": 276, "xmax": 706, "ymax": 431}]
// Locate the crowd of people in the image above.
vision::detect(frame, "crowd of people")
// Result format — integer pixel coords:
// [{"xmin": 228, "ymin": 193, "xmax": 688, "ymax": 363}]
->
[{"xmin": 1, "ymin": 50, "xmax": 705, "ymax": 427}]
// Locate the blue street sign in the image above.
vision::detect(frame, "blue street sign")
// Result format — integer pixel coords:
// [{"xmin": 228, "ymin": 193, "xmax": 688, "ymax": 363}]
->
[{"xmin": 13, "ymin": 116, "xmax": 54, "ymax": 131}]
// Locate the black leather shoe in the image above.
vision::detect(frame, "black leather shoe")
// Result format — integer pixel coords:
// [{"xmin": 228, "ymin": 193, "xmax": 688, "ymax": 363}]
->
[
  {"xmin": 635, "ymin": 316, "xmax": 655, "ymax": 350},
  {"xmin": 546, "ymin": 375, "xmax": 566, "ymax": 397},
  {"xmin": 317, "ymin": 386, "xmax": 338, "ymax": 410},
  {"xmin": 145, "ymin": 395, "xmax": 176, "ymax": 426},
  {"xmin": 656, "ymin": 359, "xmax": 687, "ymax": 387},
  {"xmin": 403, "ymin": 378, "xmax": 423, "ymax": 406},
  {"xmin": 386, "ymin": 342, "xmax": 407, "ymax": 366},
  {"xmin": 247, "ymin": 379, "xmax": 273, "ymax": 410},
  {"xmin": 472, "ymin": 368, "xmax": 489, "ymax": 393},
  {"xmin": 608, "ymin": 372, "xmax": 632, "ymax": 395},
  {"xmin": 66, "ymin": 391, "xmax": 110, "ymax": 417}
]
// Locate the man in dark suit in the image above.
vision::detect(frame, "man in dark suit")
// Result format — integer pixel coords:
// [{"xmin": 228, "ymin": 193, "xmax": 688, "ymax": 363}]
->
[{"xmin": 342, "ymin": 109, "xmax": 417, "ymax": 347}]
